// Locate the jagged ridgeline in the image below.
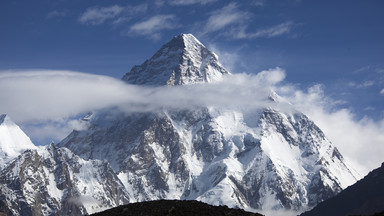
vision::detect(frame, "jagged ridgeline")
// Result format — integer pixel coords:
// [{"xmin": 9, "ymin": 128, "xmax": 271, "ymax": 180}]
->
[{"xmin": 0, "ymin": 34, "xmax": 358, "ymax": 216}]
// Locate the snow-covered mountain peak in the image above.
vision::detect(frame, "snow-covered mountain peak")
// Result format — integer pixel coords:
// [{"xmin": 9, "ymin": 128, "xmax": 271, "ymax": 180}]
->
[
  {"xmin": 122, "ymin": 33, "xmax": 229, "ymax": 86},
  {"xmin": 0, "ymin": 114, "xmax": 37, "ymax": 169}
]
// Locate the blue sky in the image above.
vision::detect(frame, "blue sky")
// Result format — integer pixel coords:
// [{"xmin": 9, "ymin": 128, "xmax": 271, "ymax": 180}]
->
[{"xmin": 1, "ymin": 0, "xmax": 384, "ymax": 173}]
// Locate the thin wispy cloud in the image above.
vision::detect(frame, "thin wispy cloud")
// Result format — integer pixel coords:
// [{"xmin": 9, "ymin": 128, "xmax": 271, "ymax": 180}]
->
[
  {"xmin": 79, "ymin": 5, "xmax": 124, "ymax": 25},
  {"xmin": 78, "ymin": 4, "xmax": 148, "ymax": 26},
  {"xmin": 199, "ymin": 3, "xmax": 293, "ymax": 40},
  {"xmin": 47, "ymin": 10, "xmax": 66, "ymax": 19},
  {"xmin": 353, "ymin": 65, "xmax": 371, "ymax": 73},
  {"xmin": 235, "ymin": 21, "xmax": 294, "ymax": 39},
  {"xmin": 376, "ymin": 68, "xmax": 384, "ymax": 74},
  {"xmin": 348, "ymin": 80, "xmax": 375, "ymax": 88},
  {"xmin": 380, "ymin": 89, "xmax": 384, "ymax": 95},
  {"xmin": 252, "ymin": 0, "xmax": 265, "ymax": 7},
  {"xmin": 76, "ymin": 3, "xmax": 293, "ymax": 40},
  {"xmin": 202, "ymin": 3, "xmax": 249, "ymax": 34},
  {"xmin": 128, "ymin": 15, "xmax": 178, "ymax": 40},
  {"xmin": 168, "ymin": 0, "xmax": 217, "ymax": 6}
]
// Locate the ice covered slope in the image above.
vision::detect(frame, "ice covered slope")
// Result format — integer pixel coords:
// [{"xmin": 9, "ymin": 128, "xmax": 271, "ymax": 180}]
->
[
  {"xmin": 122, "ymin": 33, "xmax": 229, "ymax": 86},
  {"xmin": 59, "ymin": 107, "xmax": 358, "ymax": 212},
  {"xmin": 0, "ymin": 114, "xmax": 37, "ymax": 169},
  {"xmin": 58, "ymin": 34, "xmax": 359, "ymax": 213},
  {"xmin": 0, "ymin": 144, "xmax": 129, "ymax": 216}
]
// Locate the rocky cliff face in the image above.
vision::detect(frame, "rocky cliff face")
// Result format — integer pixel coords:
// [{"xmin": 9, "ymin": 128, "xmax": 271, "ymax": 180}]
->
[{"xmin": 0, "ymin": 144, "xmax": 129, "ymax": 215}]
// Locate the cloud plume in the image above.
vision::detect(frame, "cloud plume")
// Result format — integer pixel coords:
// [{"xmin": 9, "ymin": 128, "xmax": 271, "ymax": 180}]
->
[{"xmin": 0, "ymin": 69, "xmax": 282, "ymax": 123}]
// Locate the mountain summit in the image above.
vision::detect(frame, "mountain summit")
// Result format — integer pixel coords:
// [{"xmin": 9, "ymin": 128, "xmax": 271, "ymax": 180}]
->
[{"xmin": 122, "ymin": 33, "xmax": 229, "ymax": 86}]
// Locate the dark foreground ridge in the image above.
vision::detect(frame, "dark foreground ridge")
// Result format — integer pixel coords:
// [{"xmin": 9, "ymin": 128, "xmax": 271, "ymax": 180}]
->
[
  {"xmin": 90, "ymin": 200, "xmax": 263, "ymax": 216},
  {"xmin": 300, "ymin": 162, "xmax": 384, "ymax": 216}
]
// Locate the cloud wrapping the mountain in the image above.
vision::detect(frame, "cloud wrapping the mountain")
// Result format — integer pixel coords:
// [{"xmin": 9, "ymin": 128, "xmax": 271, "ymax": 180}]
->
[
  {"xmin": 0, "ymin": 69, "xmax": 383, "ymax": 175},
  {"xmin": 0, "ymin": 69, "xmax": 281, "ymax": 122}
]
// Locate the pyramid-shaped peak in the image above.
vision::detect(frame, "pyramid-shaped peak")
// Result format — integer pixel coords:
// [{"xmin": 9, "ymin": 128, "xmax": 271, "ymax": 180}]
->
[{"xmin": 122, "ymin": 33, "xmax": 229, "ymax": 86}]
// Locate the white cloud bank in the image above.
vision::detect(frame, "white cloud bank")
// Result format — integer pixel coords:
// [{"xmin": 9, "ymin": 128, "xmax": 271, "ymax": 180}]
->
[
  {"xmin": 0, "ymin": 69, "xmax": 383, "ymax": 175},
  {"xmin": 279, "ymin": 84, "xmax": 384, "ymax": 175}
]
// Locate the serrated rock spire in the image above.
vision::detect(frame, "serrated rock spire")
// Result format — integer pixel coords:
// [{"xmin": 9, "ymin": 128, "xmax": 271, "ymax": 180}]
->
[{"xmin": 122, "ymin": 33, "xmax": 230, "ymax": 86}]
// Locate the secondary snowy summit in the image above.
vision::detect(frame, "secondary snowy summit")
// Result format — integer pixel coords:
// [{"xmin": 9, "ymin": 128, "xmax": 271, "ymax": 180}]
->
[{"xmin": 0, "ymin": 114, "xmax": 37, "ymax": 169}]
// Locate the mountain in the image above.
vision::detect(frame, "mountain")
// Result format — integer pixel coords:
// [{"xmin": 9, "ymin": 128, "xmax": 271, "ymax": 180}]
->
[
  {"xmin": 0, "ymin": 143, "xmax": 129, "ymax": 216},
  {"xmin": 57, "ymin": 33, "xmax": 359, "ymax": 214},
  {"xmin": 91, "ymin": 200, "xmax": 263, "ymax": 216},
  {"xmin": 0, "ymin": 114, "xmax": 37, "ymax": 169},
  {"xmin": 300, "ymin": 162, "xmax": 384, "ymax": 216}
]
